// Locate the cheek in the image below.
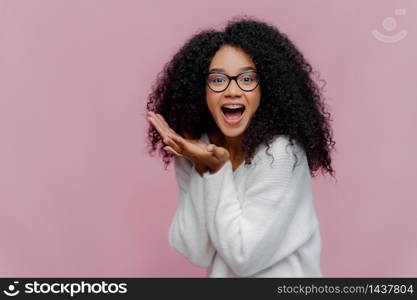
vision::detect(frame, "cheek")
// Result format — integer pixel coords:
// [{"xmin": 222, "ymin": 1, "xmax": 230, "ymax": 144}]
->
[
  {"xmin": 249, "ymin": 93, "xmax": 261, "ymax": 113},
  {"xmin": 205, "ymin": 91, "xmax": 220, "ymax": 113}
]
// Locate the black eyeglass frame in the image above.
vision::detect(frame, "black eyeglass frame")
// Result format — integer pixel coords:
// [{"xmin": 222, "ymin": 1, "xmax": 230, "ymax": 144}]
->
[{"xmin": 206, "ymin": 71, "xmax": 261, "ymax": 93}]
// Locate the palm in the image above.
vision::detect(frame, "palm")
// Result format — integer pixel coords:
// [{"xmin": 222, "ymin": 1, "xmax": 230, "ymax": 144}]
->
[
  {"xmin": 181, "ymin": 138, "xmax": 210, "ymax": 159},
  {"xmin": 147, "ymin": 112, "xmax": 230, "ymax": 167}
]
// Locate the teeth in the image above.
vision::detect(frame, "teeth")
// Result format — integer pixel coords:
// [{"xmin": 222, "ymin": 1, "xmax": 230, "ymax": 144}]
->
[{"xmin": 223, "ymin": 104, "xmax": 244, "ymax": 109}]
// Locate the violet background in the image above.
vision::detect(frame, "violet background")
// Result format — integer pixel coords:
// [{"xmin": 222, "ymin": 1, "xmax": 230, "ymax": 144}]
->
[{"xmin": 0, "ymin": 0, "xmax": 416, "ymax": 277}]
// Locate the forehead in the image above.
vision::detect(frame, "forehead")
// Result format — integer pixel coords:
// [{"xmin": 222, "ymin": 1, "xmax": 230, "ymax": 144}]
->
[{"xmin": 209, "ymin": 45, "xmax": 255, "ymax": 73}]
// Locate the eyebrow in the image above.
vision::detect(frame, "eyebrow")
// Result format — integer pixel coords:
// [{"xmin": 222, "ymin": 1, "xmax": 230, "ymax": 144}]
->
[{"xmin": 209, "ymin": 66, "xmax": 256, "ymax": 73}]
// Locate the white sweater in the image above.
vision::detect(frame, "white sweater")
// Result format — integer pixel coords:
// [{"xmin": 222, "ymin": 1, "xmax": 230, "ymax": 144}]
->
[{"xmin": 168, "ymin": 132, "xmax": 322, "ymax": 277}]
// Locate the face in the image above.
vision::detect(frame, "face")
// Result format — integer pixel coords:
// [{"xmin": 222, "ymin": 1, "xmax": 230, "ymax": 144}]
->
[{"xmin": 205, "ymin": 45, "xmax": 261, "ymax": 139}]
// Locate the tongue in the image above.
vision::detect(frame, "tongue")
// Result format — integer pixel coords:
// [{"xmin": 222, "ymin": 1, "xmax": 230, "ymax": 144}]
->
[{"xmin": 224, "ymin": 110, "xmax": 242, "ymax": 120}]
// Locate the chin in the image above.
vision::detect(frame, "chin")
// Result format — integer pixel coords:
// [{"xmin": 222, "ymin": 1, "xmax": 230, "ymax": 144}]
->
[
  {"xmin": 221, "ymin": 130, "xmax": 243, "ymax": 138},
  {"xmin": 216, "ymin": 114, "xmax": 249, "ymax": 138}
]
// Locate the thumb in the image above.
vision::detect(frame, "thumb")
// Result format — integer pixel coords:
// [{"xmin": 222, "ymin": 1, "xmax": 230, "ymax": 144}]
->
[{"xmin": 212, "ymin": 146, "xmax": 229, "ymax": 160}]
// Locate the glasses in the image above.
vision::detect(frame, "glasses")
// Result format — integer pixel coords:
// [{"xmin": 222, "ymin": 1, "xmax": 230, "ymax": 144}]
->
[{"xmin": 206, "ymin": 71, "xmax": 260, "ymax": 93}]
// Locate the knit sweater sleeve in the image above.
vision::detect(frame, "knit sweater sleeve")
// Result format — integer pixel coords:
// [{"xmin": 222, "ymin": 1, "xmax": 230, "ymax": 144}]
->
[
  {"xmin": 202, "ymin": 138, "xmax": 315, "ymax": 277},
  {"xmin": 168, "ymin": 156, "xmax": 216, "ymax": 268}
]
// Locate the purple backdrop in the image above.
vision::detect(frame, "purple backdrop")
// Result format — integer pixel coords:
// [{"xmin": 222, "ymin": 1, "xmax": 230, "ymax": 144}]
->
[{"xmin": 0, "ymin": 0, "xmax": 416, "ymax": 277}]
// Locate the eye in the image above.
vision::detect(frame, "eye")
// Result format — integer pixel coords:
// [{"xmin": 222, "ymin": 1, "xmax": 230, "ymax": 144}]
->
[
  {"xmin": 242, "ymin": 76, "xmax": 253, "ymax": 82},
  {"xmin": 239, "ymin": 72, "xmax": 258, "ymax": 83},
  {"xmin": 213, "ymin": 77, "xmax": 226, "ymax": 83},
  {"xmin": 208, "ymin": 74, "xmax": 227, "ymax": 84}
]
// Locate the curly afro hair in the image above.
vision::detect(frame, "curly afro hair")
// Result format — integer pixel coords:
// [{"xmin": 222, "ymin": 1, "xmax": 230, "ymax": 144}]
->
[{"xmin": 146, "ymin": 17, "xmax": 336, "ymax": 178}]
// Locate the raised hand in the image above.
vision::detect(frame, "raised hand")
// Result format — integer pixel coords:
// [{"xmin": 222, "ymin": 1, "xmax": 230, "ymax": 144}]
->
[{"xmin": 146, "ymin": 111, "xmax": 230, "ymax": 174}]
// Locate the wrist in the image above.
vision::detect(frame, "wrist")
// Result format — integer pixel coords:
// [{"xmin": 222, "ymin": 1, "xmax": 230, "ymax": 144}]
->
[
  {"xmin": 194, "ymin": 161, "xmax": 209, "ymax": 176},
  {"xmin": 208, "ymin": 159, "xmax": 229, "ymax": 174}
]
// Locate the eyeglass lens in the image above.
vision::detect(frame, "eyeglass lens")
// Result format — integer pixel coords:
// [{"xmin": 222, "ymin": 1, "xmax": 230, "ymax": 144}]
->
[{"xmin": 207, "ymin": 72, "xmax": 259, "ymax": 92}]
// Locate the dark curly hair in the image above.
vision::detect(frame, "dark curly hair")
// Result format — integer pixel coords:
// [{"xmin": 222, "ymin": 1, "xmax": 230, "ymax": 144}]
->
[{"xmin": 146, "ymin": 16, "xmax": 336, "ymax": 178}]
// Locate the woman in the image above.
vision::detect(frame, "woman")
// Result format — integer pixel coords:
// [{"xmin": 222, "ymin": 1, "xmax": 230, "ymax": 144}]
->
[{"xmin": 146, "ymin": 17, "xmax": 335, "ymax": 277}]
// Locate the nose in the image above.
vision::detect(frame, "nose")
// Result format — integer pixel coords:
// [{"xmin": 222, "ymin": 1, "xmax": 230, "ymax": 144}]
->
[{"xmin": 224, "ymin": 78, "xmax": 242, "ymax": 97}]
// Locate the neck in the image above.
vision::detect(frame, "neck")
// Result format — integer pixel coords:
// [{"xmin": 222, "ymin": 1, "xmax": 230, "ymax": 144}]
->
[{"xmin": 210, "ymin": 130, "xmax": 244, "ymax": 160}]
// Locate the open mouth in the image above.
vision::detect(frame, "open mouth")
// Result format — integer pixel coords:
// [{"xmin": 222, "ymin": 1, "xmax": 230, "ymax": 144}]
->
[{"xmin": 221, "ymin": 104, "xmax": 246, "ymax": 122}]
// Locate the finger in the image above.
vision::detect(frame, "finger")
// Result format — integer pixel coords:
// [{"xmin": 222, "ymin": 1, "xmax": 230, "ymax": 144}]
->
[
  {"xmin": 170, "ymin": 134, "xmax": 185, "ymax": 145},
  {"xmin": 155, "ymin": 113, "xmax": 171, "ymax": 131},
  {"xmin": 212, "ymin": 146, "xmax": 229, "ymax": 160},
  {"xmin": 147, "ymin": 114, "xmax": 167, "ymax": 138},
  {"xmin": 171, "ymin": 135, "xmax": 193, "ymax": 153},
  {"xmin": 164, "ymin": 146, "xmax": 183, "ymax": 157},
  {"xmin": 162, "ymin": 136, "xmax": 182, "ymax": 153},
  {"xmin": 170, "ymin": 135, "xmax": 195, "ymax": 158},
  {"xmin": 166, "ymin": 135, "xmax": 183, "ymax": 151},
  {"xmin": 148, "ymin": 114, "xmax": 181, "ymax": 151},
  {"xmin": 152, "ymin": 114, "xmax": 183, "ymax": 152},
  {"xmin": 160, "ymin": 128, "xmax": 182, "ymax": 153},
  {"xmin": 155, "ymin": 113, "xmax": 178, "ymax": 137},
  {"xmin": 207, "ymin": 144, "xmax": 215, "ymax": 152},
  {"xmin": 147, "ymin": 114, "xmax": 165, "ymax": 137}
]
